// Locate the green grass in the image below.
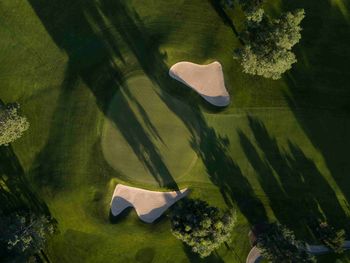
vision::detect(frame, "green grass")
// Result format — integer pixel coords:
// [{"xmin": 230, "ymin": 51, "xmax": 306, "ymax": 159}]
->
[
  {"xmin": 102, "ymin": 73, "xmax": 198, "ymax": 187},
  {"xmin": 1, "ymin": 0, "xmax": 350, "ymax": 262}
]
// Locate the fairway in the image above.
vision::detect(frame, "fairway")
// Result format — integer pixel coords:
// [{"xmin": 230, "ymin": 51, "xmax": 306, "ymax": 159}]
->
[
  {"xmin": 1, "ymin": 0, "xmax": 350, "ymax": 262},
  {"xmin": 102, "ymin": 74, "xmax": 198, "ymax": 187}
]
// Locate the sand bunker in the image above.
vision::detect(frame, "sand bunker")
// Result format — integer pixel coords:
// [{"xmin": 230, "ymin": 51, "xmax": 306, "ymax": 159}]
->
[
  {"xmin": 110, "ymin": 184, "xmax": 189, "ymax": 223},
  {"xmin": 169, "ymin": 61, "xmax": 230, "ymax": 107},
  {"xmin": 246, "ymin": 246, "xmax": 262, "ymax": 263}
]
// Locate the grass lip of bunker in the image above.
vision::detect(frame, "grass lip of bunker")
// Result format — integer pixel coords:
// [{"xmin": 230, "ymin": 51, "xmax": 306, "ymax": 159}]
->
[{"xmin": 101, "ymin": 73, "xmax": 198, "ymax": 187}]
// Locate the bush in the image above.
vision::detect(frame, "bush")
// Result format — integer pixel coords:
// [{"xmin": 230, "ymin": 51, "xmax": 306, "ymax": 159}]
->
[
  {"xmin": 238, "ymin": 0, "xmax": 264, "ymax": 16},
  {"xmin": 0, "ymin": 103, "xmax": 29, "ymax": 146},
  {"xmin": 0, "ymin": 212, "xmax": 56, "ymax": 259},
  {"xmin": 236, "ymin": 9, "xmax": 305, "ymax": 79},
  {"xmin": 256, "ymin": 222, "xmax": 316, "ymax": 263},
  {"xmin": 246, "ymin": 8, "xmax": 264, "ymax": 23},
  {"xmin": 239, "ymin": 45, "xmax": 296, "ymax": 79},
  {"xmin": 313, "ymin": 221, "xmax": 346, "ymax": 254},
  {"xmin": 170, "ymin": 199, "xmax": 236, "ymax": 258}
]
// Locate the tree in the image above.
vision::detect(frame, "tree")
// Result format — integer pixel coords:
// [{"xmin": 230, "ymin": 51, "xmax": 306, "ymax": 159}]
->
[
  {"xmin": 313, "ymin": 221, "xmax": 346, "ymax": 254},
  {"xmin": 238, "ymin": 0, "xmax": 264, "ymax": 12},
  {"xmin": 246, "ymin": 8, "xmax": 264, "ymax": 23},
  {"xmin": 238, "ymin": 44, "xmax": 297, "ymax": 79},
  {"xmin": 238, "ymin": 0, "xmax": 264, "ymax": 22},
  {"xmin": 235, "ymin": 9, "xmax": 305, "ymax": 79},
  {"xmin": 256, "ymin": 222, "xmax": 316, "ymax": 263},
  {"xmin": 169, "ymin": 199, "xmax": 236, "ymax": 258},
  {"xmin": 0, "ymin": 212, "xmax": 56, "ymax": 260},
  {"xmin": 0, "ymin": 103, "xmax": 29, "ymax": 146},
  {"xmin": 271, "ymin": 9, "xmax": 305, "ymax": 50}
]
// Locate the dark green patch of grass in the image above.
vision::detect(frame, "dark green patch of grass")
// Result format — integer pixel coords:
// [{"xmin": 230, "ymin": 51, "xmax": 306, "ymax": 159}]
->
[{"xmin": 1, "ymin": 0, "xmax": 350, "ymax": 262}]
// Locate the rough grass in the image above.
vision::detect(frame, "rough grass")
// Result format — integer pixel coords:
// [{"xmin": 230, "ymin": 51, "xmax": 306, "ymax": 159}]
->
[{"xmin": 1, "ymin": 0, "xmax": 350, "ymax": 262}]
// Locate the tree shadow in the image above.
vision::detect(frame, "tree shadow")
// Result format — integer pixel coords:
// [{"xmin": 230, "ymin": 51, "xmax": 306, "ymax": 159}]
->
[
  {"xmin": 0, "ymin": 147, "xmax": 55, "ymax": 263},
  {"xmin": 98, "ymin": 0, "xmax": 229, "ymax": 117},
  {"xmin": 109, "ymin": 207, "xmax": 133, "ymax": 224},
  {"xmin": 28, "ymin": 65, "xmax": 81, "ymax": 191},
  {"xmin": 207, "ymin": 0, "xmax": 243, "ymax": 44},
  {"xmin": 281, "ymin": 0, "xmax": 350, "ymax": 206},
  {"xmin": 27, "ymin": 0, "xmax": 184, "ymax": 189},
  {"xmin": 109, "ymin": 89, "xmax": 179, "ymax": 188},
  {"xmin": 192, "ymin": 117, "xmax": 267, "ymax": 226},
  {"xmin": 287, "ymin": 140, "xmax": 350, "ymax": 230},
  {"xmin": 135, "ymin": 247, "xmax": 155, "ymax": 263},
  {"xmin": 239, "ymin": 116, "xmax": 350, "ymax": 238},
  {"xmin": 28, "ymin": 0, "xmax": 238, "ymax": 191},
  {"xmin": 0, "ymin": 145, "xmax": 49, "ymax": 215},
  {"xmin": 101, "ymin": 0, "xmax": 228, "ymax": 129}
]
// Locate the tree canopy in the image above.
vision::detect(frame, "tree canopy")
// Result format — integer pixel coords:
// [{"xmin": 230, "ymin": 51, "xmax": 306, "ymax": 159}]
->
[
  {"xmin": 256, "ymin": 222, "xmax": 316, "ymax": 263},
  {"xmin": 0, "ymin": 103, "xmax": 29, "ymax": 146},
  {"xmin": 236, "ymin": 9, "xmax": 305, "ymax": 79},
  {"xmin": 170, "ymin": 199, "xmax": 236, "ymax": 258},
  {"xmin": 0, "ymin": 212, "xmax": 55, "ymax": 260},
  {"xmin": 238, "ymin": 0, "xmax": 264, "ymax": 22},
  {"xmin": 313, "ymin": 221, "xmax": 346, "ymax": 254},
  {"xmin": 238, "ymin": 0, "xmax": 263, "ymax": 13}
]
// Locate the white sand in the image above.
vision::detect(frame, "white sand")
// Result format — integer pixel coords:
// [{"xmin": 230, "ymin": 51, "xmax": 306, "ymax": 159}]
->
[
  {"xmin": 246, "ymin": 246, "xmax": 263, "ymax": 263},
  {"xmin": 110, "ymin": 184, "xmax": 189, "ymax": 223},
  {"xmin": 169, "ymin": 61, "xmax": 230, "ymax": 107}
]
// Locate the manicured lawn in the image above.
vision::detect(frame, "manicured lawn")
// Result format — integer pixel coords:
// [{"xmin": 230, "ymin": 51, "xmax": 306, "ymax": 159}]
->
[
  {"xmin": 1, "ymin": 0, "xmax": 350, "ymax": 262},
  {"xmin": 102, "ymin": 74, "xmax": 198, "ymax": 187}
]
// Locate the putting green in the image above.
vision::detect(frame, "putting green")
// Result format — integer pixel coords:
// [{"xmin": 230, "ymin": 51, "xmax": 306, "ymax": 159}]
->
[{"xmin": 101, "ymin": 74, "xmax": 198, "ymax": 187}]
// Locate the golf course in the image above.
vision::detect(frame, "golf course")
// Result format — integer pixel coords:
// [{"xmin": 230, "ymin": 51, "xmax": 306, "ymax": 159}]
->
[{"xmin": 1, "ymin": 0, "xmax": 350, "ymax": 262}]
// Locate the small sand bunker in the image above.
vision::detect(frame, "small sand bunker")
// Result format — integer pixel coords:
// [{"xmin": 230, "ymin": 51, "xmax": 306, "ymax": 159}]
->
[
  {"xmin": 110, "ymin": 184, "xmax": 189, "ymax": 223},
  {"xmin": 246, "ymin": 246, "xmax": 262, "ymax": 263},
  {"xmin": 169, "ymin": 61, "xmax": 230, "ymax": 107}
]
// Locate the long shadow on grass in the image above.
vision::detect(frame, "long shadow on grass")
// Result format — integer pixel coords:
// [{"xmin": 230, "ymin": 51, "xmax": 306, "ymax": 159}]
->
[
  {"xmin": 239, "ymin": 116, "xmax": 350, "ymax": 237},
  {"xmin": 191, "ymin": 118, "xmax": 268, "ymax": 226},
  {"xmin": 281, "ymin": 0, "xmax": 350, "ymax": 207},
  {"xmin": 0, "ymin": 145, "xmax": 49, "ymax": 214},
  {"xmin": 97, "ymin": 4, "xmax": 267, "ymax": 225},
  {"xmin": 99, "ymin": 1, "xmax": 198, "ymax": 187},
  {"xmin": 207, "ymin": 0, "xmax": 243, "ymax": 44},
  {"xmin": 27, "ymin": 0, "xmax": 181, "ymax": 189},
  {"xmin": 97, "ymin": 0, "xmax": 208, "ymax": 125},
  {"xmin": 28, "ymin": 65, "xmax": 80, "ymax": 190},
  {"xmin": 0, "ymin": 145, "xmax": 52, "ymax": 262}
]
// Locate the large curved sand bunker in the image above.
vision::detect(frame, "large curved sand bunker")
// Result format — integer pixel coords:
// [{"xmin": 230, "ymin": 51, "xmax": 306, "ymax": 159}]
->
[
  {"xmin": 101, "ymin": 74, "xmax": 198, "ymax": 186},
  {"xmin": 169, "ymin": 61, "xmax": 230, "ymax": 107},
  {"xmin": 110, "ymin": 184, "xmax": 189, "ymax": 223}
]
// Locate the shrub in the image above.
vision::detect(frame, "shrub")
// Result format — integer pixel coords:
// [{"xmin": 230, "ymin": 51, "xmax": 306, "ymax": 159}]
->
[
  {"xmin": 236, "ymin": 9, "xmax": 305, "ymax": 79},
  {"xmin": 313, "ymin": 221, "xmax": 346, "ymax": 254},
  {"xmin": 239, "ymin": 45, "xmax": 297, "ymax": 79},
  {"xmin": 0, "ymin": 103, "xmax": 29, "ymax": 146},
  {"xmin": 0, "ymin": 212, "xmax": 56, "ymax": 259},
  {"xmin": 246, "ymin": 8, "xmax": 264, "ymax": 23},
  {"xmin": 170, "ymin": 199, "xmax": 236, "ymax": 258},
  {"xmin": 0, "ymin": 213, "xmax": 56, "ymax": 260},
  {"xmin": 256, "ymin": 222, "xmax": 316, "ymax": 263}
]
